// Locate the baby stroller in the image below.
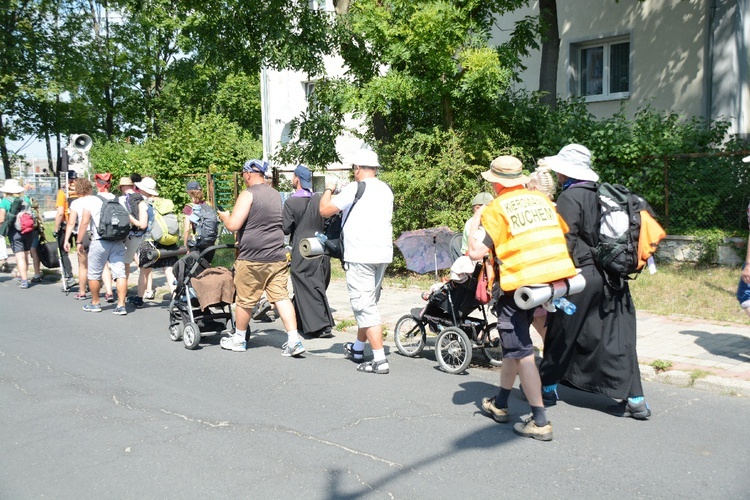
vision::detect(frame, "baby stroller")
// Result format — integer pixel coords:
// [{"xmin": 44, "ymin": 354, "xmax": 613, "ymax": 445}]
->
[
  {"xmin": 394, "ymin": 258, "xmax": 503, "ymax": 374},
  {"xmin": 167, "ymin": 243, "xmax": 236, "ymax": 350}
]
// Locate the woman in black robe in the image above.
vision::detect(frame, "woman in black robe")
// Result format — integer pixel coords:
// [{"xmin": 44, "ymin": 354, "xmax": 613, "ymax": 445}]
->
[
  {"xmin": 538, "ymin": 144, "xmax": 651, "ymax": 420},
  {"xmin": 282, "ymin": 167, "xmax": 335, "ymax": 337}
]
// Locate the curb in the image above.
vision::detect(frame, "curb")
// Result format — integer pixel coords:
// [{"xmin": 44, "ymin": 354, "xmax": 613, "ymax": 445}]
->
[{"xmin": 639, "ymin": 364, "xmax": 750, "ymax": 397}]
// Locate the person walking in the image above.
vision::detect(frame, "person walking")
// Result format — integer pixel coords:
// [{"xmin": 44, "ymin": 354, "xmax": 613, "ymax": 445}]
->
[
  {"xmin": 65, "ymin": 173, "xmax": 128, "ymax": 315},
  {"xmin": 64, "ymin": 178, "xmax": 95, "ymax": 299},
  {"xmin": 467, "ymin": 156, "xmax": 578, "ymax": 441},
  {"xmin": 0, "ymin": 180, "xmax": 33, "ymax": 288},
  {"xmin": 319, "ymin": 149, "xmax": 394, "ymax": 374},
  {"xmin": 217, "ymin": 159, "xmax": 305, "ymax": 357},
  {"xmin": 283, "ymin": 165, "xmax": 335, "ymax": 338},
  {"xmin": 53, "ymin": 171, "xmax": 79, "ymax": 288},
  {"xmin": 538, "ymin": 144, "xmax": 651, "ymax": 419},
  {"xmin": 117, "ymin": 177, "xmax": 149, "ymax": 304}
]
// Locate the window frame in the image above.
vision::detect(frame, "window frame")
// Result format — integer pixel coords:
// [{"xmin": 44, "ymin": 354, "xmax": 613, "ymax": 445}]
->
[{"xmin": 570, "ymin": 35, "xmax": 631, "ymax": 103}]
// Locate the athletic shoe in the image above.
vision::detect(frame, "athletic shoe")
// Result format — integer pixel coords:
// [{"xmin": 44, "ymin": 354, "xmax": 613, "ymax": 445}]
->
[
  {"xmin": 607, "ymin": 400, "xmax": 652, "ymax": 420},
  {"xmin": 220, "ymin": 336, "xmax": 247, "ymax": 352},
  {"xmin": 105, "ymin": 293, "xmax": 115, "ymax": 303},
  {"xmin": 31, "ymin": 275, "xmax": 42, "ymax": 283},
  {"xmin": 83, "ymin": 303, "xmax": 102, "ymax": 313},
  {"xmin": 19, "ymin": 280, "xmax": 29, "ymax": 289},
  {"xmin": 481, "ymin": 397, "xmax": 510, "ymax": 423},
  {"xmin": 513, "ymin": 417, "xmax": 553, "ymax": 441},
  {"xmin": 112, "ymin": 306, "xmax": 127, "ymax": 316},
  {"xmin": 144, "ymin": 290, "xmax": 155, "ymax": 300},
  {"xmin": 281, "ymin": 341, "xmax": 305, "ymax": 357}
]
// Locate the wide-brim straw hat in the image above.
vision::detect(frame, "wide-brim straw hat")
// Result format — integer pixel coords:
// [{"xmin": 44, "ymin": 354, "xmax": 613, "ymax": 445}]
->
[
  {"xmin": 481, "ymin": 156, "xmax": 529, "ymax": 187},
  {"xmin": 0, "ymin": 179, "xmax": 25, "ymax": 194},
  {"xmin": 544, "ymin": 144, "xmax": 599, "ymax": 182}
]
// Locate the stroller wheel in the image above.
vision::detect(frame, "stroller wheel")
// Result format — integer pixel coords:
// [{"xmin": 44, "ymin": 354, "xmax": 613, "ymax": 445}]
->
[
  {"xmin": 169, "ymin": 322, "xmax": 184, "ymax": 342},
  {"xmin": 436, "ymin": 327, "xmax": 472, "ymax": 374},
  {"xmin": 183, "ymin": 321, "xmax": 201, "ymax": 350},
  {"xmin": 480, "ymin": 322, "xmax": 502, "ymax": 367},
  {"xmin": 394, "ymin": 314, "xmax": 426, "ymax": 357}
]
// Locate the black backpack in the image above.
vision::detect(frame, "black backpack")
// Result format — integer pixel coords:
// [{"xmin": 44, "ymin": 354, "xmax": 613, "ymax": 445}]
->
[
  {"xmin": 96, "ymin": 195, "xmax": 131, "ymax": 241},
  {"xmin": 593, "ymin": 183, "xmax": 652, "ymax": 280},
  {"xmin": 193, "ymin": 203, "xmax": 219, "ymax": 248}
]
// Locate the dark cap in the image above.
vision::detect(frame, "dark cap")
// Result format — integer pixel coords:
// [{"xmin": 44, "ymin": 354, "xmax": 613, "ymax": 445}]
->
[
  {"xmin": 294, "ymin": 165, "xmax": 313, "ymax": 190},
  {"xmin": 186, "ymin": 180, "xmax": 202, "ymax": 191},
  {"xmin": 66, "ymin": 170, "xmax": 78, "ymax": 180}
]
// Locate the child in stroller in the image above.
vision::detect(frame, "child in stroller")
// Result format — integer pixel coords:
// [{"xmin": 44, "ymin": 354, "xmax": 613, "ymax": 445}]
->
[
  {"xmin": 394, "ymin": 256, "xmax": 502, "ymax": 374},
  {"xmin": 167, "ymin": 243, "xmax": 236, "ymax": 349}
]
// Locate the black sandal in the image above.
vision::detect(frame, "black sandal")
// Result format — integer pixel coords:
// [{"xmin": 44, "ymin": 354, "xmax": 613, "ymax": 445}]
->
[
  {"xmin": 343, "ymin": 342, "xmax": 364, "ymax": 361},
  {"xmin": 356, "ymin": 359, "xmax": 390, "ymax": 374}
]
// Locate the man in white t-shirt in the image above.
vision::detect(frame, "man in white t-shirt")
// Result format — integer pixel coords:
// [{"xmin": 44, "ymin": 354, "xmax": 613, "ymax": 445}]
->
[{"xmin": 319, "ymin": 149, "xmax": 394, "ymax": 374}]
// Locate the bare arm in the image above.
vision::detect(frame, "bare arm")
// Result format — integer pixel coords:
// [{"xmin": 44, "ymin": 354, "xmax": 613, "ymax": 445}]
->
[
  {"xmin": 63, "ymin": 210, "xmax": 78, "ymax": 253},
  {"xmin": 219, "ymin": 190, "xmax": 253, "ymax": 232},
  {"xmin": 131, "ymin": 201, "xmax": 148, "ymax": 231},
  {"xmin": 0, "ymin": 208, "xmax": 5, "ymax": 226},
  {"xmin": 183, "ymin": 216, "xmax": 191, "ymax": 247},
  {"xmin": 466, "ymin": 207, "xmax": 489, "ymax": 261},
  {"xmin": 318, "ymin": 182, "xmax": 340, "ymax": 218}
]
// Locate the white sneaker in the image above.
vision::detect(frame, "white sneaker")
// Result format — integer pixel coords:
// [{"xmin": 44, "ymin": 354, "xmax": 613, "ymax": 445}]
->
[
  {"xmin": 144, "ymin": 290, "xmax": 155, "ymax": 300},
  {"xmin": 220, "ymin": 336, "xmax": 247, "ymax": 352},
  {"xmin": 281, "ymin": 341, "xmax": 305, "ymax": 357}
]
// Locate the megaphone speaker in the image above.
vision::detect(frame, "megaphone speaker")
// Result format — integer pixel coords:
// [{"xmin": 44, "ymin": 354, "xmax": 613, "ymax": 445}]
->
[{"xmin": 70, "ymin": 134, "xmax": 92, "ymax": 152}]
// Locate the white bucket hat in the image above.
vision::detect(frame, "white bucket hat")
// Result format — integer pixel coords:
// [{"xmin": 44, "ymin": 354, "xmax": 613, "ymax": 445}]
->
[
  {"xmin": 0, "ymin": 179, "xmax": 25, "ymax": 194},
  {"xmin": 544, "ymin": 144, "xmax": 600, "ymax": 182},
  {"xmin": 135, "ymin": 177, "xmax": 159, "ymax": 196}
]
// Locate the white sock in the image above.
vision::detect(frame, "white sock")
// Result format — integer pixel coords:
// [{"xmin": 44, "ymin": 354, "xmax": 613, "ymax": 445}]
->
[
  {"xmin": 353, "ymin": 340, "xmax": 366, "ymax": 353},
  {"xmin": 234, "ymin": 329, "xmax": 246, "ymax": 342},
  {"xmin": 287, "ymin": 330, "xmax": 300, "ymax": 345},
  {"xmin": 373, "ymin": 348, "xmax": 387, "ymax": 364}
]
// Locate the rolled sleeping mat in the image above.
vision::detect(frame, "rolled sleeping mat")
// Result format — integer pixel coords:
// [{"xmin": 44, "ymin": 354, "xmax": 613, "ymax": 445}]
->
[
  {"xmin": 513, "ymin": 272, "xmax": 587, "ymax": 310},
  {"xmin": 146, "ymin": 246, "xmax": 188, "ymax": 263},
  {"xmin": 299, "ymin": 237, "xmax": 325, "ymax": 259}
]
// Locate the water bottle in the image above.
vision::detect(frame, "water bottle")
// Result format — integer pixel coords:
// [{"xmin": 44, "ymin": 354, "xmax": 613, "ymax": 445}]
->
[
  {"xmin": 553, "ymin": 297, "xmax": 576, "ymax": 315},
  {"xmin": 315, "ymin": 231, "xmax": 328, "ymax": 244}
]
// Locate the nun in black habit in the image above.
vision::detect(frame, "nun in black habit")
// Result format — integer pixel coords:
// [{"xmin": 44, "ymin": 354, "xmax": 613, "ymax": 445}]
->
[{"xmin": 537, "ymin": 144, "xmax": 651, "ymax": 420}]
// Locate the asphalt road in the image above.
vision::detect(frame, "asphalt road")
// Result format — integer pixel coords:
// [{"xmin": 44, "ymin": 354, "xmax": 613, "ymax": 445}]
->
[{"xmin": 2, "ymin": 277, "xmax": 749, "ymax": 499}]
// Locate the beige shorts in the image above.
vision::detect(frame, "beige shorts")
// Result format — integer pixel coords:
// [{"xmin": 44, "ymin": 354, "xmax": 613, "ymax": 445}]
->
[{"xmin": 234, "ymin": 260, "xmax": 290, "ymax": 310}]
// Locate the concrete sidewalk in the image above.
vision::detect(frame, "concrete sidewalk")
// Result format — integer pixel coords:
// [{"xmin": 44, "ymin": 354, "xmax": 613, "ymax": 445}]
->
[{"xmin": 24, "ymin": 251, "xmax": 750, "ymax": 397}]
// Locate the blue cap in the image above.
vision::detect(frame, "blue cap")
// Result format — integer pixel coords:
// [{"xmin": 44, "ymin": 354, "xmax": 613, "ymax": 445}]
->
[
  {"xmin": 294, "ymin": 165, "xmax": 313, "ymax": 190},
  {"xmin": 243, "ymin": 159, "xmax": 268, "ymax": 175}
]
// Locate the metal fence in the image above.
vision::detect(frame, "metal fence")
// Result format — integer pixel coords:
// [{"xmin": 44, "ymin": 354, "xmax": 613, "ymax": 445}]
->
[{"xmin": 635, "ymin": 151, "xmax": 750, "ymax": 234}]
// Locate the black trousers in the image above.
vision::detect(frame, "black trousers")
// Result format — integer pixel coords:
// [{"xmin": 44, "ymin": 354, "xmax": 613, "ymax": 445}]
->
[{"xmin": 56, "ymin": 223, "xmax": 74, "ymax": 279}]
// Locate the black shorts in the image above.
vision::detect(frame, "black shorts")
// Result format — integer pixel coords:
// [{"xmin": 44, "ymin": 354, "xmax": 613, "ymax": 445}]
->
[{"xmin": 494, "ymin": 293, "xmax": 535, "ymax": 359}]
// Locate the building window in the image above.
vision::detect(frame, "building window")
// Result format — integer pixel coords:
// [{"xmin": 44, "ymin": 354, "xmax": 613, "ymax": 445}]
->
[
  {"xmin": 573, "ymin": 37, "xmax": 630, "ymax": 101},
  {"xmin": 308, "ymin": 0, "xmax": 326, "ymax": 11}
]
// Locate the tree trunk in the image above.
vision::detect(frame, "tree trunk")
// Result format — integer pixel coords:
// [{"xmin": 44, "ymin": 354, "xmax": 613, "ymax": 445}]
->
[
  {"xmin": 333, "ymin": 0, "xmax": 350, "ymax": 15},
  {"xmin": 0, "ymin": 115, "xmax": 10, "ymax": 180},
  {"xmin": 538, "ymin": 0, "xmax": 560, "ymax": 110}
]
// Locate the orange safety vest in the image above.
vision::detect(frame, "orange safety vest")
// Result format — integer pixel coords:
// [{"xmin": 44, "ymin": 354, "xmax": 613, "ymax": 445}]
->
[{"xmin": 480, "ymin": 186, "xmax": 577, "ymax": 291}]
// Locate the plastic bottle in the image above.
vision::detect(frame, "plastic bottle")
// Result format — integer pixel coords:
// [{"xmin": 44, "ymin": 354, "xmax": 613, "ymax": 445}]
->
[
  {"xmin": 315, "ymin": 231, "xmax": 328, "ymax": 243},
  {"xmin": 553, "ymin": 297, "xmax": 576, "ymax": 315}
]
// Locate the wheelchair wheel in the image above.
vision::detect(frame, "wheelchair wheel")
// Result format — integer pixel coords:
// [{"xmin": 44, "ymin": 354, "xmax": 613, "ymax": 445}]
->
[
  {"xmin": 183, "ymin": 321, "xmax": 201, "ymax": 350},
  {"xmin": 480, "ymin": 322, "xmax": 502, "ymax": 367},
  {"xmin": 394, "ymin": 314, "xmax": 426, "ymax": 357},
  {"xmin": 436, "ymin": 326, "xmax": 472, "ymax": 374}
]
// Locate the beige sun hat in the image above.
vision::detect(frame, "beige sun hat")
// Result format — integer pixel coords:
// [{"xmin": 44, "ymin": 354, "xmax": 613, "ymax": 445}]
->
[
  {"xmin": 0, "ymin": 179, "xmax": 25, "ymax": 194},
  {"xmin": 481, "ymin": 156, "xmax": 529, "ymax": 187},
  {"xmin": 135, "ymin": 177, "xmax": 159, "ymax": 196}
]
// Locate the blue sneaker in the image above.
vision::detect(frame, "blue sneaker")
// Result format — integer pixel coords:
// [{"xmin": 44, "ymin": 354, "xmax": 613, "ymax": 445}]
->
[
  {"xmin": 19, "ymin": 280, "xmax": 29, "ymax": 289},
  {"xmin": 112, "ymin": 306, "xmax": 127, "ymax": 316},
  {"xmin": 83, "ymin": 303, "xmax": 102, "ymax": 313},
  {"xmin": 281, "ymin": 341, "xmax": 305, "ymax": 357}
]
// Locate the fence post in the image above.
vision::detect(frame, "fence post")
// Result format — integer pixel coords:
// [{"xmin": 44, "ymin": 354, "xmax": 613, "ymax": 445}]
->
[{"xmin": 662, "ymin": 157, "xmax": 670, "ymax": 230}]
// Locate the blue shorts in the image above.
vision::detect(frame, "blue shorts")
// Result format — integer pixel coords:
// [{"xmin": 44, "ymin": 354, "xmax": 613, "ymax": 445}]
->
[{"xmin": 737, "ymin": 264, "xmax": 750, "ymax": 309}]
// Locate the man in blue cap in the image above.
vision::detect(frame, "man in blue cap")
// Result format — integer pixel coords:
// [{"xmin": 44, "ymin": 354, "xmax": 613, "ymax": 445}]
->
[
  {"xmin": 218, "ymin": 159, "xmax": 305, "ymax": 357},
  {"xmin": 283, "ymin": 165, "xmax": 335, "ymax": 338}
]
